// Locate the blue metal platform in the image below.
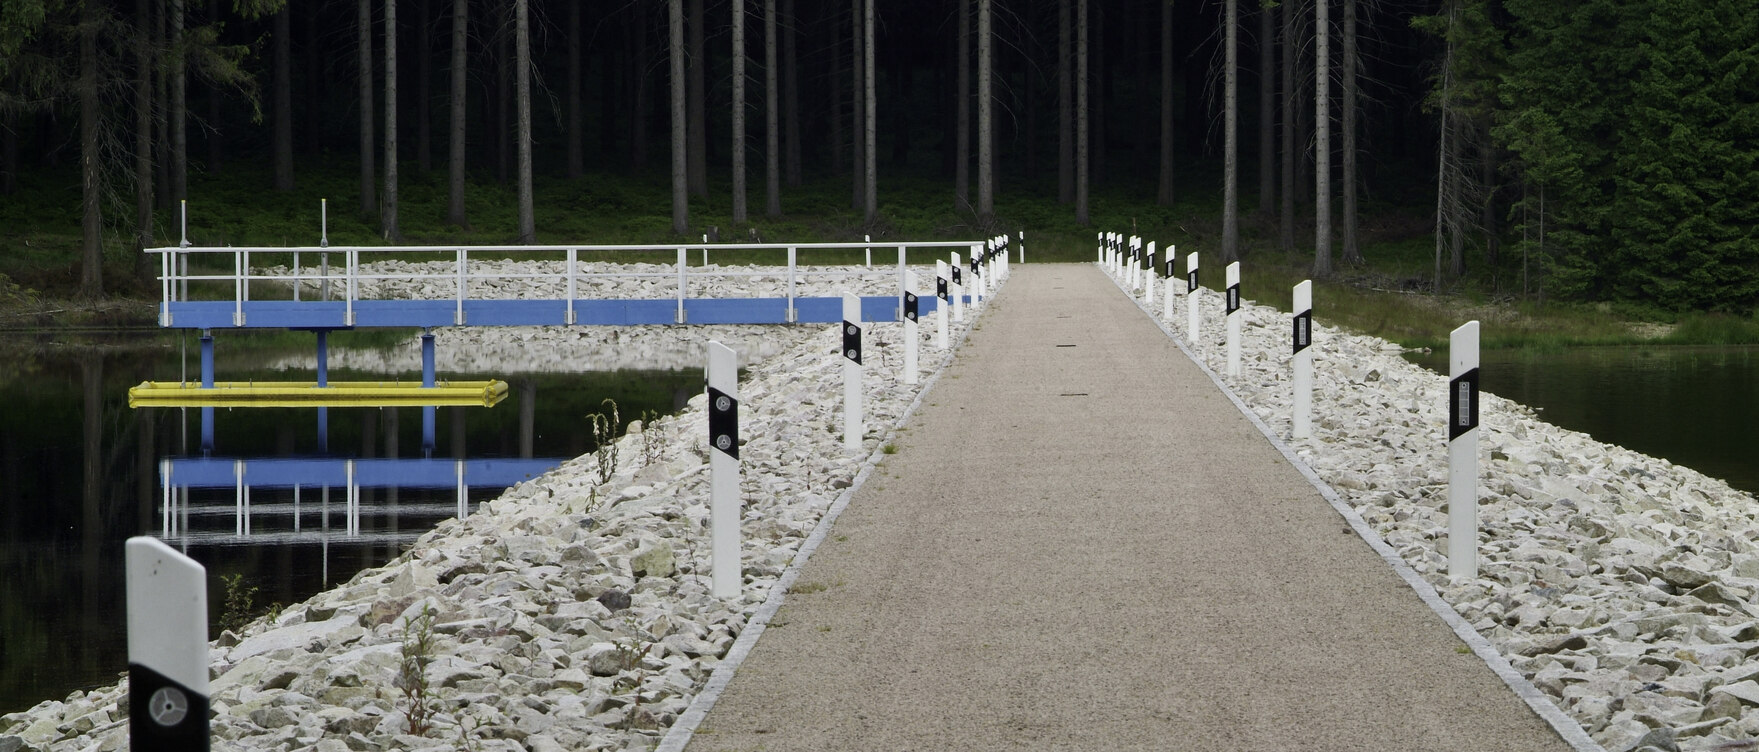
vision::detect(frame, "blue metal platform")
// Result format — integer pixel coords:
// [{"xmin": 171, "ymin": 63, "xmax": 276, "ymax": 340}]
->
[
  {"xmin": 162, "ymin": 457, "xmax": 562, "ymax": 490},
  {"xmin": 159, "ymin": 295, "xmax": 961, "ymax": 329}
]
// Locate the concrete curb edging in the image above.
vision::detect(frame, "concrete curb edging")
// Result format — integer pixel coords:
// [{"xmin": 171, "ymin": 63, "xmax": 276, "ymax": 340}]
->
[
  {"xmin": 655, "ymin": 278, "xmax": 1006, "ymax": 752},
  {"xmin": 1104, "ymin": 268, "xmax": 1605, "ymax": 752}
]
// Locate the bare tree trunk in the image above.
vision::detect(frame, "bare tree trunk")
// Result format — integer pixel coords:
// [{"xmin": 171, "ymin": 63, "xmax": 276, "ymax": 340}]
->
[
  {"xmin": 850, "ymin": 0, "xmax": 862, "ymax": 211},
  {"xmin": 1341, "ymin": 0, "xmax": 1360, "ymax": 264},
  {"xmin": 1313, "ymin": 0, "xmax": 1331, "ymax": 277},
  {"xmin": 383, "ymin": 0, "xmax": 401, "ymax": 240},
  {"xmin": 1057, "ymin": 0, "xmax": 1072, "ymax": 205},
  {"xmin": 955, "ymin": 0, "xmax": 970, "ymax": 207},
  {"xmin": 1223, "ymin": 0, "xmax": 1239, "ymax": 262},
  {"xmin": 863, "ymin": 0, "xmax": 876, "ymax": 223},
  {"xmin": 976, "ymin": 0, "xmax": 992, "ymax": 223},
  {"xmin": 359, "ymin": 0, "xmax": 377, "ymax": 217},
  {"xmin": 1257, "ymin": 0, "xmax": 1274, "ymax": 219},
  {"xmin": 135, "ymin": 0, "xmax": 155, "ymax": 247},
  {"xmin": 687, "ymin": 0, "xmax": 707, "ymax": 198},
  {"xmin": 765, "ymin": 0, "xmax": 781, "ymax": 216},
  {"xmin": 416, "ymin": 0, "xmax": 431, "ymax": 173},
  {"xmin": 1074, "ymin": 0, "xmax": 1089, "ymax": 226},
  {"xmin": 80, "ymin": 0, "xmax": 103, "ymax": 298},
  {"xmin": 1157, "ymin": 0, "xmax": 1175, "ymax": 206},
  {"xmin": 732, "ymin": 0, "xmax": 748, "ymax": 224},
  {"xmin": 447, "ymin": 0, "xmax": 468, "ymax": 228},
  {"xmin": 1092, "ymin": 4, "xmax": 1104, "ymax": 184},
  {"xmin": 272, "ymin": 5, "xmax": 294, "ymax": 191},
  {"xmin": 566, "ymin": 0, "xmax": 583, "ymax": 178},
  {"xmin": 1278, "ymin": 0, "xmax": 1294, "ymax": 253},
  {"xmin": 515, "ymin": 0, "xmax": 534, "ymax": 242},
  {"xmin": 171, "ymin": 0, "xmax": 187, "ymax": 202},
  {"xmin": 782, "ymin": 0, "xmax": 801, "ymax": 187},
  {"xmin": 671, "ymin": 0, "xmax": 689, "ymax": 234}
]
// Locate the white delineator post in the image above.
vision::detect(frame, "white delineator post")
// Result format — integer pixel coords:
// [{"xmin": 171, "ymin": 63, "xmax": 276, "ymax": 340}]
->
[
  {"xmin": 1096, "ymin": 232, "xmax": 1104, "ymax": 265},
  {"xmin": 1225, "ymin": 262, "xmax": 1242, "ymax": 376},
  {"xmin": 1144, "ymin": 242, "xmax": 1157, "ymax": 304},
  {"xmin": 935, "ymin": 260, "xmax": 950, "ymax": 349},
  {"xmin": 1186, "ymin": 251, "xmax": 1201, "ymax": 344},
  {"xmin": 842, "ymin": 292, "xmax": 864, "ymax": 452},
  {"xmin": 1292, "ymin": 280, "xmax": 1314, "ymax": 439},
  {"xmin": 706, "ymin": 340, "xmax": 741, "ymax": 599},
  {"xmin": 126, "ymin": 536, "xmax": 210, "ymax": 749},
  {"xmin": 1163, "ymin": 245, "xmax": 1178, "ymax": 322},
  {"xmin": 1018, "ymin": 229, "xmax": 1025, "ymax": 264},
  {"xmin": 951, "ymin": 252, "xmax": 965, "ymax": 323},
  {"xmin": 1448, "ymin": 320, "xmax": 1482, "ymax": 581},
  {"xmin": 903, "ymin": 271, "xmax": 920, "ymax": 385}
]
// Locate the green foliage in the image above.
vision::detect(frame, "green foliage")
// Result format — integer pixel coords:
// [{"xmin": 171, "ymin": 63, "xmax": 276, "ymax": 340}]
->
[
  {"xmin": 219, "ymin": 572, "xmax": 258, "ymax": 634},
  {"xmin": 397, "ymin": 603, "xmax": 438, "ymax": 736},
  {"xmin": 1498, "ymin": 0, "xmax": 1759, "ymax": 312}
]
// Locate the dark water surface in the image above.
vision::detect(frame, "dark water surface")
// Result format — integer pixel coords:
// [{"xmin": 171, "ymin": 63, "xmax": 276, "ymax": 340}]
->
[
  {"xmin": 0, "ymin": 333, "xmax": 698, "ymax": 714},
  {"xmin": 1407, "ymin": 345, "xmax": 1759, "ymax": 495}
]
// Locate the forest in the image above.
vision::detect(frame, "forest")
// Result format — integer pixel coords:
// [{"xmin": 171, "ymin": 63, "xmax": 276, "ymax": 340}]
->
[{"xmin": 0, "ymin": 0, "xmax": 1755, "ymax": 314}]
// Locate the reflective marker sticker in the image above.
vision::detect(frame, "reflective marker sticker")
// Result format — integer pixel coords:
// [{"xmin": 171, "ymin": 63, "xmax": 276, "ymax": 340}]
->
[
  {"xmin": 1226, "ymin": 284, "xmax": 1241, "ymax": 314},
  {"xmin": 843, "ymin": 320, "xmax": 863, "ymax": 365},
  {"xmin": 904, "ymin": 292, "xmax": 919, "ymax": 323},
  {"xmin": 1449, "ymin": 368, "xmax": 1480, "ymax": 440},
  {"xmin": 708, "ymin": 386, "xmax": 739, "ymax": 460},
  {"xmin": 1293, "ymin": 310, "xmax": 1312, "ymax": 354}
]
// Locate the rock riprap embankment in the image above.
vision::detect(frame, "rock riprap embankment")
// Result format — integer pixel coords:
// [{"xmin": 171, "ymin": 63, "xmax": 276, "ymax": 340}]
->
[
  {"xmin": 0, "ymin": 261, "xmax": 990, "ymax": 752},
  {"xmin": 1113, "ymin": 266, "xmax": 1759, "ymax": 752}
]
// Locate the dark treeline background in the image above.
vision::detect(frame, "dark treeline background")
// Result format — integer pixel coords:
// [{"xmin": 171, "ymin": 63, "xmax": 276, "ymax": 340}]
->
[{"xmin": 2, "ymin": 0, "xmax": 1755, "ymax": 313}]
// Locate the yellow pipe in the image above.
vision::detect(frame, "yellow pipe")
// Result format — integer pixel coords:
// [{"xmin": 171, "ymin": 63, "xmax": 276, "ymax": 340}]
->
[{"xmin": 127, "ymin": 380, "xmax": 509, "ymax": 408}]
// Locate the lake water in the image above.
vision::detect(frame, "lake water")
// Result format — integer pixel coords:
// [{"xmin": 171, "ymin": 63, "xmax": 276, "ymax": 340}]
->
[
  {"xmin": 0, "ymin": 333, "xmax": 699, "ymax": 714},
  {"xmin": 1406, "ymin": 345, "xmax": 1759, "ymax": 495}
]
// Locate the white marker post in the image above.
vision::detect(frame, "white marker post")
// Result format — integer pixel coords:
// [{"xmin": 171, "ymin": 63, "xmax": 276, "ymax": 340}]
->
[
  {"xmin": 1163, "ymin": 245, "xmax": 1178, "ymax": 322},
  {"xmin": 1186, "ymin": 252, "xmax": 1201, "ymax": 344},
  {"xmin": 1292, "ymin": 281, "xmax": 1314, "ymax": 439},
  {"xmin": 1144, "ymin": 242, "xmax": 1157, "ymax": 304},
  {"xmin": 1018, "ymin": 229, "xmax": 1025, "ymax": 264},
  {"xmin": 903, "ymin": 271, "xmax": 920, "ymax": 385},
  {"xmin": 706, "ymin": 341, "xmax": 741, "ymax": 599},
  {"xmin": 950, "ymin": 252, "xmax": 965, "ymax": 323},
  {"xmin": 935, "ymin": 260, "xmax": 950, "ymax": 349},
  {"xmin": 842, "ymin": 293, "xmax": 864, "ymax": 452},
  {"xmin": 1448, "ymin": 321, "xmax": 1481, "ymax": 581},
  {"xmin": 1096, "ymin": 232, "xmax": 1104, "ymax": 265},
  {"xmin": 1225, "ymin": 262, "xmax": 1242, "ymax": 376},
  {"xmin": 126, "ymin": 536, "xmax": 210, "ymax": 750}
]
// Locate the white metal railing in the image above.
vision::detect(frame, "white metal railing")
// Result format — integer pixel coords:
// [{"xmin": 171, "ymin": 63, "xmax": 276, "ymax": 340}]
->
[{"xmin": 148, "ymin": 241, "xmax": 991, "ymax": 328}]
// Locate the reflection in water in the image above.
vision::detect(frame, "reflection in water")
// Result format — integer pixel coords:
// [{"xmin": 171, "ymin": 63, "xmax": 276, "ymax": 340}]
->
[{"xmin": 0, "ymin": 340, "xmax": 699, "ymax": 714}]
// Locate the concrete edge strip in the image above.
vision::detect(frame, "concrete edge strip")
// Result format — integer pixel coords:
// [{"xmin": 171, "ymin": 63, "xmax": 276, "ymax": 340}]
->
[
  {"xmin": 656, "ymin": 280, "xmax": 1005, "ymax": 752},
  {"xmin": 1104, "ymin": 270, "xmax": 1604, "ymax": 752}
]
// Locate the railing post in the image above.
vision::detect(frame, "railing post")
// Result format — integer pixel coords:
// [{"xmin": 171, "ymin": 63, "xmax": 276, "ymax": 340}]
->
[
  {"xmin": 566, "ymin": 248, "xmax": 578, "ymax": 325},
  {"xmin": 233, "ymin": 251, "xmax": 244, "ymax": 327},
  {"xmin": 1448, "ymin": 321, "xmax": 1482, "ymax": 581},
  {"xmin": 293, "ymin": 250, "xmax": 300, "ymax": 302},
  {"xmin": 786, "ymin": 246, "xmax": 798, "ymax": 323},
  {"xmin": 455, "ymin": 249, "xmax": 468, "ymax": 326},
  {"xmin": 344, "ymin": 250, "xmax": 356, "ymax": 326},
  {"xmin": 706, "ymin": 341, "xmax": 741, "ymax": 599},
  {"xmin": 676, "ymin": 246, "xmax": 688, "ymax": 323}
]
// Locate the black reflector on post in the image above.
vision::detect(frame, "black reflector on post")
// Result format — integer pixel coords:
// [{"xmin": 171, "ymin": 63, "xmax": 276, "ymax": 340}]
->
[
  {"xmin": 843, "ymin": 319, "xmax": 862, "ymax": 365},
  {"xmin": 904, "ymin": 292, "xmax": 918, "ymax": 323},
  {"xmin": 1449, "ymin": 368, "xmax": 1480, "ymax": 441},
  {"xmin": 708, "ymin": 385, "xmax": 739, "ymax": 459}
]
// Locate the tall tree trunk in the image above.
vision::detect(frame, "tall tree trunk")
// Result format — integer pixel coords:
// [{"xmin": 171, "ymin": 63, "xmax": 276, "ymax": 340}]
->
[
  {"xmin": 1314, "ymin": 0, "xmax": 1331, "ymax": 277},
  {"xmin": 171, "ymin": 0, "xmax": 187, "ymax": 202},
  {"xmin": 1278, "ymin": 0, "xmax": 1294, "ymax": 253},
  {"xmin": 765, "ymin": 0, "xmax": 781, "ymax": 217},
  {"xmin": 80, "ymin": 0, "xmax": 103, "ymax": 298},
  {"xmin": 781, "ymin": 0, "xmax": 800, "ymax": 187},
  {"xmin": 359, "ymin": 0, "xmax": 376, "ymax": 217},
  {"xmin": 447, "ymin": 0, "xmax": 468, "ymax": 228},
  {"xmin": 1340, "ymin": 0, "xmax": 1360, "ymax": 264},
  {"xmin": 670, "ymin": 0, "xmax": 689, "ymax": 234},
  {"xmin": 1257, "ymin": 0, "xmax": 1275, "ymax": 219},
  {"xmin": 515, "ymin": 0, "xmax": 534, "ymax": 242},
  {"xmin": 1074, "ymin": 0, "xmax": 1089, "ymax": 226},
  {"xmin": 863, "ymin": 0, "xmax": 876, "ymax": 223},
  {"xmin": 732, "ymin": 0, "xmax": 748, "ymax": 224},
  {"xmin": 566, "ymin": 0, "xmax": 582, "ymax": 178},
  {"xmin": 272, "ymin": 5, "xmax": 294, "ymax": 191},
  {"xmin": 1223, "ymin": 0, "xmax": 1239, "ymax": 262},
  {"xmin": 1157, "ymin": 0, "xmax": 1175, "ymax": 206},
  {"xmin": 383, "ymin": 0, "xmax": 401, "ymax": 240},
  {"xmin": 496, "ymin": 22, "xmax": 510, "ymax": 184},
  {"xmin": 134, "ymin": 0, "xmax": 155, "ymax": 247},
  {"xmin": 687, "ymin": 0, "xmax": 707, "ymax": 198},
  {"xmin": 976, "ymin": 0, "xmax": 992, "ymax": 223},
  {"xmin": 1057, "ymin": 0, "xmax": 1072, "ymax": 205},
  {"xmin": 1091, "ymin": 4, "xmax": 1104, "ymax": 184},
  {"xmin": 850, "ymin": 0, "xmax": 862, "ymax": 212},
  {"xmin": 955, "ymin": 0, "xmax": 970, "ymax": 207},
  {"xmin": 416, "ymin": 0, "xmax": 431, "ymax": 173}
]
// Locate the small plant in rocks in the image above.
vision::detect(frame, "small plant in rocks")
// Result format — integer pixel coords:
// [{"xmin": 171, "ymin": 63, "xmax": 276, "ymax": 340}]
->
[
  {"xmin": 639, "ymin": 409, "xmax": 666, "ymax": 467},
  {"xmin": 397, "ymin": 603, "xmax": 439, "ymax": 736},
  {"xmin": 219, "ymin": 573, "xmax": 258, "ymax": 634},
  {"xmin": 590, "ymin": 398, "xmax": 622, "ymax": 485}
]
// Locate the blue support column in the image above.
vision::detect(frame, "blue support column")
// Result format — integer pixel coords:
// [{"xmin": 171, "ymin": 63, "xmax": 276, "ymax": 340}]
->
[
  {"xmin": 316, "ymin": 330, "xmax": 330, "ymax": 453},
  {"xmin": 421, "ymin": 330, "xmax": 436, "ymax": 455},
  {"xmin": 200, "ymin": 331, "xmax": 214, "ymax": 454}
]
